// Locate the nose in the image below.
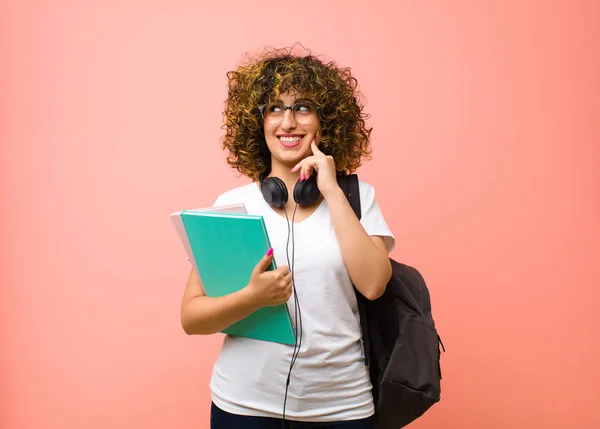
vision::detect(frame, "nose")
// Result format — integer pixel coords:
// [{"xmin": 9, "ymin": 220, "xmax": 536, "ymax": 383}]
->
[{"xmin": 280, "ymin": 108, "xmax": 297, "ymax": 131}]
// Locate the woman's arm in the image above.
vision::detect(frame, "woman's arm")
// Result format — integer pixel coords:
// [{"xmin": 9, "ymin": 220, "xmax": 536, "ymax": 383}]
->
[
  {"xmin": 291, "ymin": 141, "xmax": 393, "ymax": 300},
  {"xmin": 180, "ymin": 268, "xmax": 259, "ymax": 335},
  {"xmin": 180, "ymin": 250, "xmax": 293, "ymax": 335},
  {"xmin": 324, "ymin": 187, "xmax": 392, "ymax": 300}
]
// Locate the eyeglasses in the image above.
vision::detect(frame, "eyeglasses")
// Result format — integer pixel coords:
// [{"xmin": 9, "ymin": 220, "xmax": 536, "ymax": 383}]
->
[{"xmin": 258, "ymin": 101, "xmax": 320, "ymax": 125}]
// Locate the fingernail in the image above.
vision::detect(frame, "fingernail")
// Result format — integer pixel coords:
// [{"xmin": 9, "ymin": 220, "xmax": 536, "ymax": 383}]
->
[{"xmin": 267, "ymin": 248, "xmax": 273, "ymax": 256}]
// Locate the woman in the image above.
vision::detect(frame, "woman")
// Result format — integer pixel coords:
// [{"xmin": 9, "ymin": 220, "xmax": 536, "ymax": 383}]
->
[{"xmin": 180, "ymin": 47, "xmax": 395, "ymax": 429}]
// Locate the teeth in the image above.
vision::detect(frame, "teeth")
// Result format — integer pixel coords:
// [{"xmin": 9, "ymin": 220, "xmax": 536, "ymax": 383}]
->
[{"xmin": 279, "ymin": 136, "xmax": 302, "ymax": 142}]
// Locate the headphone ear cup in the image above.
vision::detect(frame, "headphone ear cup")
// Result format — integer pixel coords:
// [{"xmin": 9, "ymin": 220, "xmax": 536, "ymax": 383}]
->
[
  {"xmin": 293, "ymin": 175, "xmax": 321, "ymax": 206},
  {"xmin": 261, "ymin": 177, "xmax": 288, "ymax": 208}
]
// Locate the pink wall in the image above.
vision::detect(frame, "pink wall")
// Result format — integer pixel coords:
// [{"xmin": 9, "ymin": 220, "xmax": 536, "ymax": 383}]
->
[{"xmin": 1, "ymin": 1, "xmax": 598, "ymax": 428}]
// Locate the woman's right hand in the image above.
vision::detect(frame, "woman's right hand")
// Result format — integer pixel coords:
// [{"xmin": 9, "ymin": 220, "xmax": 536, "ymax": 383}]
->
[{"xmin": 245, "ymin": 249, "xmax": 293, "ymax": 308}]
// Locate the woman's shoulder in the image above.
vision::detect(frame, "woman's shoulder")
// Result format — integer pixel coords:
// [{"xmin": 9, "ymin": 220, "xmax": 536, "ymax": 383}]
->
[
  {"xmin": 357, "ymin": 178, "xmax": 374, "ymax": 190},
  {"xmin": 213, "ymin": 181, "xmax": 259, "ymax": 206},
  {"xmin": 356, "ymin": 178, "xmax": 378, "ymax": 200}
]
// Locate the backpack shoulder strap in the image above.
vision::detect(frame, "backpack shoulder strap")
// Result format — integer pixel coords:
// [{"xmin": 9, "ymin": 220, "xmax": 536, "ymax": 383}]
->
[
  {"xmin": 337, "ymin": 174, "xmax": 361, "ymax": 220},
  {"xmin": 337, "ymin": 174, "xmax": 370, "ymax": 366}
]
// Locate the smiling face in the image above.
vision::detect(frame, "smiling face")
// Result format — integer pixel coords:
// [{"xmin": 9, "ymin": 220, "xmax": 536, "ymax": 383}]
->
[{"xmin": 263, "ymin": 90, "xmax": 321, "ymax": 171}]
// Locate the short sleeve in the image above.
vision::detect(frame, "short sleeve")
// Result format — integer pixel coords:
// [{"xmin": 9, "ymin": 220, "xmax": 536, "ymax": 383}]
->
[
  {"xmin": 209, "ymin": 183, "xmax": 256, "ymax": 213},
  {"xmin": 212, "ymin": 189, "xmax": 238, "ymax": 207},
  {"xmin": 212, "ymin": 193, "xmax": 228, "ymax": 207},
  {"xmin": 358, "ymin": 181, "xmax": 396, "ymax": 253}
]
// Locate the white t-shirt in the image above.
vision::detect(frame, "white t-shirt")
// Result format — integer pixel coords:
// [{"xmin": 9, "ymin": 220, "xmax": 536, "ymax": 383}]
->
[{"xmin": 208, "ymin": 179, "xmax": 395, "ymax": 422}]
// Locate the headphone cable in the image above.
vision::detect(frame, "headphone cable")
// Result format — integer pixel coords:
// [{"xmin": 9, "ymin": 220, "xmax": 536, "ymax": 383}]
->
[{"xmin": 281, "ymin": 203, "xmax": 302, "ymax": 428}]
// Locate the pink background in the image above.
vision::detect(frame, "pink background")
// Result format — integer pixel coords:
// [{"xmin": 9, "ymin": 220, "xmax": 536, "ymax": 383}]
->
[{"xmin": 1, "ymin": 1, "xmax": 598, "ymax": 428}]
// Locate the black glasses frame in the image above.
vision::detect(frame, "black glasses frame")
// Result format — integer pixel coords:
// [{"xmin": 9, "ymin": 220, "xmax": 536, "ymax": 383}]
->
[{"xmin": 257, "ymin": 100, "xmax": 321, "ymax": 123}]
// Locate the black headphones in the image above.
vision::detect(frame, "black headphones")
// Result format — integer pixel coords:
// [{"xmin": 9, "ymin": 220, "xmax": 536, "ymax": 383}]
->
[{"xmin": 259, "ymin": 172, "xmax": 321, "ymax": 209}]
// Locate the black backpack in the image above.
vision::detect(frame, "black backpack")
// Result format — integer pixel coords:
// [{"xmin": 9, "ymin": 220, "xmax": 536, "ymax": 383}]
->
[{"xmin": 337, "ymin": 174, "xmax": 445, "ymax": 429}]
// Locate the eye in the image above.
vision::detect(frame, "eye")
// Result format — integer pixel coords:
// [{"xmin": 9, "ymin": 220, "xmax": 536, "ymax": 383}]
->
[
  {"xmin": 294, "ymin": 102, "xmax": 316, "ymax": 114},
  {"xmin": 268, "ymin": 103, "xmax": 283, "ymax": 113}
]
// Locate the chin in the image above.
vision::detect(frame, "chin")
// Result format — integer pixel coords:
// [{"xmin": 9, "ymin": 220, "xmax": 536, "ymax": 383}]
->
[
  {"xmin": 272, "ymin": 152, "xmax": 304, "ymax": 168},
  {"xmin": 267, "ymin": 143, "xmax": 310, "ymax": 167}
]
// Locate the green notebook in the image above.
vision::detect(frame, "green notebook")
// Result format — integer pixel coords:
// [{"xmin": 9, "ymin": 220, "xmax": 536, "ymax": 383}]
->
[{"xmin": 172, "ymin": 208, "xmax": 296, "ymax": 345}]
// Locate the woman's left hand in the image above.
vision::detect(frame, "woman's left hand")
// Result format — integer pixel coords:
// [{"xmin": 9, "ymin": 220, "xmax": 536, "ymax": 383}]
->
[{"xmin": 290, "ymin": 140, "xmax": 341, "ymax": 198}]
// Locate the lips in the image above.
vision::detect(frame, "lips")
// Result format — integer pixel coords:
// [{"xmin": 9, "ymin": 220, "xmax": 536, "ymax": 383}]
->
[{"xmin": 277, "ymin": 135, "xmax": 304, "ymax": 148}]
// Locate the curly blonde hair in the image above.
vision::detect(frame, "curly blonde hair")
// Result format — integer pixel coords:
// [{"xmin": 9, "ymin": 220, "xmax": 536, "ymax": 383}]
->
[{"xmin": 221, "ymin": 46, "xmax": 373, "ymax": 181}]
